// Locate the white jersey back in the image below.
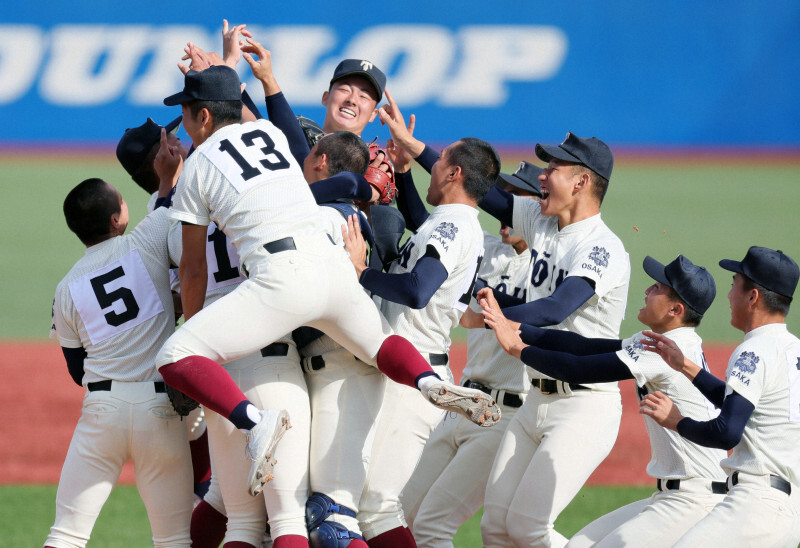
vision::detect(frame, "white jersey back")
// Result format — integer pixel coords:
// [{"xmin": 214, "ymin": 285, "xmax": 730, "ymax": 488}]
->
[
  {"xmin": 170, "ymin": 119, "xmax": 325, "ymax": 273},
  {"xmin": 462, "ymin": 233, "xmax": 531, "ymax": 393},
  {"xmin": 50, "ymin": 208, "xmax": 174, "ymax": 384},
  {"xmin": 721, "ymin": 323, "xmax": 800, "ymax": 486},
  {"xmin": 618, "ymin": 327, "xmax": 726, "ymax": 480},
  {"xmin": 379, "ymin": 204, "xmax": 483, "ymax": 355},
  {"xmin": 513, "ymin": 198, "xmax": 630, "ymax": 392}
]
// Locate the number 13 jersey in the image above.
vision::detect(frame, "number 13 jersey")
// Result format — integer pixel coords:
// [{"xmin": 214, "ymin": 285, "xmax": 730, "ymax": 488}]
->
[{"xmin": 50, "ymin": 208, "xmax": 174, "ymax": 384}]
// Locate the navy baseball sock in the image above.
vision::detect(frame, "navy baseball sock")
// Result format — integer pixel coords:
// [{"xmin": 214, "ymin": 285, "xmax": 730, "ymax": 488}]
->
[{"xmin": 229, "ymin": 400, "xmax": 260, "ymax": 431}]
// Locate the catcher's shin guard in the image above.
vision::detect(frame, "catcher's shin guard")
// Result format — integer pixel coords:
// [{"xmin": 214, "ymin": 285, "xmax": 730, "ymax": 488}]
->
[{"xmin": 306, "ymin": 493, "xmax": 364, "ymax": 547}]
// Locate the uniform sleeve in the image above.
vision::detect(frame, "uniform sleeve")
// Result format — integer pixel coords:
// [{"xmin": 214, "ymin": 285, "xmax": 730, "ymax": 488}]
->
[
  {"xmin": 167, "ymin": 219, "xmax": 183, "ymax": 267},
  {"xmin": 724, "ymin": 344, "xmax": 765, "ymax": 406},
  {"xmin": 133, "ymin": 207, "xmax": 172, "ymax": 266},
  {"xmin": 510, "ymin": 195, "xmax": 543, "ymax": 245},
  {"xmin": 563, "ymin": 234, "xmax": 628, "ymax": 298},
  {"xmin": 170, "ymin": 157, "xmax": 211, "ymax": 226},
  {"xmin": 52, "ymin": 285, "xmax": 82, "ymax": 349},
  {"xmin": 421, "ymin": 218, "xmax": 474, "ymax": 276},
  {"xmin": 616, "ymin": 331, "xmax": 667, "ymax": 387}
]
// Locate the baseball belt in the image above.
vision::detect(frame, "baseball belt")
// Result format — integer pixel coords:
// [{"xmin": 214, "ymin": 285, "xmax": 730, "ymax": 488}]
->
[
  {"xmin": 657, "ymin": 478, "xmax": 728, "ymax": 495},
  {"xmin": 87, "ymin": 380, "xmax": 166, "ymax": 393},
  {"xmin": 427, "ymin": 353, "xmax": 448, "ymax": 366},
  {"xmin": 263, "ymin": 237, "xmax": 296, "ymax": 254},
  {"xmin": 463, "ymin": 379, "xmax": 523, "ymax": 408},
  {"xmin": 531, "ymin": 378, "xmax": 589, "ymax": 395},
  {"xmin": 260, "ymin": 342, "xmax": 290, "ymax": 358},
  {"xmin": 730, "ymin": 471, "xmax": 791, "ymax": 496}
]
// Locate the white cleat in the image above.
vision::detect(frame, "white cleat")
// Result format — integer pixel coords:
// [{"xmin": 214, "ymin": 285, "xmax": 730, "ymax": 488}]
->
[
  {"xmin": 246, "ymin": 409, "xmax": 291, "ymax": 496},
  {"xmin": 425, "ymin": 382, "xmax": 501, "ymax": 427}
]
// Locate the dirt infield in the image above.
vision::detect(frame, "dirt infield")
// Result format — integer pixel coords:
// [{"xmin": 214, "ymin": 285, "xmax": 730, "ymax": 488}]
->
[{"xmin": 0, "ymin": 341, "xmax": 734, "ymax": 486}]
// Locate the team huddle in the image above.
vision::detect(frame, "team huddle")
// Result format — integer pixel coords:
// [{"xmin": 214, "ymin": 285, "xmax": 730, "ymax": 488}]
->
[{"xmin": 46, "ymin": 21, "xmax": 800, "ymax": 548}]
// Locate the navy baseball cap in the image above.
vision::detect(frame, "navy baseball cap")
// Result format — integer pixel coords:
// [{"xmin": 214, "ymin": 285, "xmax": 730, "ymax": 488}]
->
[
  {"xmin": 163, "ymin": 65, "xmax": 242, "ymax": 106},
  {"xmin": 116, "ymin": 116, "xmax": 182, "ymax": 176},
  {"xmin": 719, "ymin": 246, "xmax": 799, "ymax": 298},
  {"xmin": 643, "ymin": 255, "xmax": 716, "ymax": 314},
  {"xmin": 330, "ymin": 59, "xmax": 387, "ymax": 102},
  {"xmin": 497, "ymin": 161, "xmax": 543, "ymax": 197},
  {"xmin": 535, "ymin": 132, "xmax": 614, "ymax": 181}
]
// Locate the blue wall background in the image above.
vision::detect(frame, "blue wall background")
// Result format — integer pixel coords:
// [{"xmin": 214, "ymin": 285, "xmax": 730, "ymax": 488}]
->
[{"xmin": 2, "ymin": 1, "xmax": 798, "ymax": 148}]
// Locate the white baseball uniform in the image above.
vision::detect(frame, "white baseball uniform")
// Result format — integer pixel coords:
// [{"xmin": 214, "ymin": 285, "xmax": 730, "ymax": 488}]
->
[
  {"xmin": 482, "ymin": 199, "xmax": 630, "ymax": 548},
  {"xmin": 167, "ymin": 220, "xmax": 310, "ymax": 544},
  {"xmin": 401, "ymin": 233, "xmax": 531, "ymax": 546},
  {"xmin": 357, "ymin": 203, "xmax": 485, "ymax": 540},
  {"xmin": 47, "ymin": 207, "xmax": 193, "ymax": 548},
  {"xmin": 674, "ymin": 323, "xmax": 800, "ymax": 547},
  {"xmin": 155, "ymin": 118, "xmax": 395, "ymax": 374},
  {"xmin": 567, "ymin": 327, "xmax": 728, "ymax": 547}
]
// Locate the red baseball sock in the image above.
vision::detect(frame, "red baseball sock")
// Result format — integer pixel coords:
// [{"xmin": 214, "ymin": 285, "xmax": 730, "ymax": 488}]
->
[
  {"xmin": 160, "ymin": 356, "xmax": 247, "ymax": 418},
  {"xmin": 223, "ymin": 542, "xmax": 256, "ymax": 548},
  {"xmin": 272, "ymin": 534, "xmax": 310, "ymax": 547},
  {"xmin": 350, "ymin": 540, "xmax": 369, "ymax": 547},
  {"xmin": 191, "ymin": 500, "xmax": 227, "ymax": 548},
  {"xmin": 376, "ymin": 335, "xmax": 434, "ymax": 387},
  {"xmin": 367, "ymin": 526, "xmax": 417, "ymax": 547},
  {"xmin": 190, "ymin": 429, "xmax": 212, "ymax": 484}
]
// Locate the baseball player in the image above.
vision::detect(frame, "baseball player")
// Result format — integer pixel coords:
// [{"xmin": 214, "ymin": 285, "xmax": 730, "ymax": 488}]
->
[
  {"xmin": 398, "ymin": 163, "xmax": 543, "ymax": 547},
  {"xmin": 482, "ymin": 254, "xmax": 729, "ymax": 547},
  {"xmin": 153, "ymin": 64, "xmax": 499, "ymax": 519},
  {"xmin": 47, "ymin": 178, "xmax": 193, "ymax": 547},
  {"xmin": 338, "ymin": 95, "xmax": 501, "ymax": 547},
  {"xmin": 640, "ymin": 246, "xmax": 800, "ymax": 547},
  {"xmin": 473, "ymin": 132, "xmax": 630, "ymax": 547}
]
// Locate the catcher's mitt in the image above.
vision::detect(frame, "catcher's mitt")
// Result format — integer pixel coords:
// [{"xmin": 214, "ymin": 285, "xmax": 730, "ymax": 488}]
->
[
  {"xmin": 166, "ymin": 384, "xmax": 200, "ymax": 417},
  {"xmin": 365, "ymin": 143, "xmax": 397, "ymax": 204},
  {"xmin": 296, "ymin": 115, "xmax": 325, "ymax": 149}
]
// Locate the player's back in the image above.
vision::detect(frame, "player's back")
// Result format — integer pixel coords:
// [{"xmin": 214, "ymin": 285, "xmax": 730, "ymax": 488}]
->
[
  {"xmin": 172, "ymin": 119, "xmax": 327, "ymax": 273},
  {"xmin": 51, "ymin": 208, "xmax": 174, "ymax": 384}
]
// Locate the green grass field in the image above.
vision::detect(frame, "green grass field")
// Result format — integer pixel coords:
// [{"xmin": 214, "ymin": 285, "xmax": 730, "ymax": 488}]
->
[
  {"xmin": 0, "ymin": 484, "xmax": 653, "ymax": 546},
  {"xmin": 1, "ymin": 153, "xmax": 799, "ymax": 341}
]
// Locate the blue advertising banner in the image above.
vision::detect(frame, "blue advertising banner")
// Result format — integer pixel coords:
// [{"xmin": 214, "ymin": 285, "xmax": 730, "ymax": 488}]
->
[{"xmin": 2, "ymin": 1, "xmax": 798, "ymax": 147}]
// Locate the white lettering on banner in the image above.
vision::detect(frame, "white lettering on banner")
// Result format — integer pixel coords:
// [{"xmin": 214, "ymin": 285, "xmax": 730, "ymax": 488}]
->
[
  {"xmin": 0, "ymin": 26, "xmax": 44, "ymax": 103},
  {"xmin": 0, "ymin": 23, "xmax": 568, "ymax": 108}
]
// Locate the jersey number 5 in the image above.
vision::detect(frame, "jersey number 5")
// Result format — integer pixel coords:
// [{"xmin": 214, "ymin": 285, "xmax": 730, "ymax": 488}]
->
[{"xmin": 90, "ymin": 266, "xmax": 140, "ymax": 327}]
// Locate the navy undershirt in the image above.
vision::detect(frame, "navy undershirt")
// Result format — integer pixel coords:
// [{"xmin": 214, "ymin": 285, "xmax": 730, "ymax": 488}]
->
[
  {"xmin": 61, "ymin": 346, "xmax": 87, "ymax": 386},
  {"xmin": 676, "ymin": 391, "xmax": 753, "ymax": 450},
  {"xmin": 359, "ymin": 246, "xmax": 449, "ymax": 309}
]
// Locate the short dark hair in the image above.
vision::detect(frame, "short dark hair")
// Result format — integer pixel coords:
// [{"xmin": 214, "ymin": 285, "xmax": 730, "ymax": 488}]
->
[
  {"xmin": 741, "ymin": 276, "xmax": 792, "ymax": 316},
  {"xmin": 315, "ymin": 131, "xmax": 370, "ymax": 176},
  {"xmin": 63, "ymin": 178, "xmax": 121, "ymax": 245},
  {"xmin": 663, "ymin": 287, "xmax": 704, "ymax": 326},
  {"xmin": 187, "ymin": 99, "xmax": 243, "ymax": 129},
  {"xmin": 446, "ymin": 138, "xmax": 501, "ymax": 202},
  {"xmin": 573, "ymin": 164, "xmax": 609, "ymax": 204},
  {"xmin": 128, "ymin": 142, "xmax": 160, "ymax": 194}
]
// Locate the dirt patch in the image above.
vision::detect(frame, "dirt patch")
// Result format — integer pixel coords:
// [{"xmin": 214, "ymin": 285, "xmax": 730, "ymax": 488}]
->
[{"xmin": 0, "ymin": 341, "xmax": 734, "ymax": 485}]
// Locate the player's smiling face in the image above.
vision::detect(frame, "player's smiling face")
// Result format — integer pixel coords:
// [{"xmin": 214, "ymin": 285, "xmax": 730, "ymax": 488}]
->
[
  {"xmin": 322, "ymin": 76, "xmax": 378, "ymax": 135},
  {"xmin": 538, "ymin": 160, "xmax": 582, "ymax": 217}
]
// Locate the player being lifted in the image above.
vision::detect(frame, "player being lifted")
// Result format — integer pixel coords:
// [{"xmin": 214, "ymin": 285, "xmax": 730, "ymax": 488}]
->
[
  {"xmin": 153, "ymin": 66, "xmax": 500, "ymax": 539},
  {"xmin": 481, "ymin": 254, "xmax": 729, "ymax": 547}
]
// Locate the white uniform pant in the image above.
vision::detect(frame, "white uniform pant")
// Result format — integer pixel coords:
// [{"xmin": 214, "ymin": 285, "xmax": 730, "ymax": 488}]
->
[
  {"xmin": 305, "ymin": 346, "xmax": 386, "ymax": 533},
  {"xmin": 481, "ymin": 388, "xmax": 621, "ymax": 548},
  {"xmin": 156, "ymin": 240, "xmax": 393, "ymax": 369},
  {"xmin": 566, "ymin": 478, "xmax": 726, "ymax": 547},
  {"xmin": 401, "ymin": 398, "xmax": 523, "ymax": 548},
  {"xmin": 357, "ymin": 364, "xmax": 452, "ymax": 539},
  {"xmin": 45, "ymin": 381, "xmax": 193, "ymax": 548},
  {"xmin": 674, "ymin": 472, "xmax": 800, "ymax": 548},
  {"xmin": 203, "ymin": 347, "xmax": 310, "ymax": 544}
]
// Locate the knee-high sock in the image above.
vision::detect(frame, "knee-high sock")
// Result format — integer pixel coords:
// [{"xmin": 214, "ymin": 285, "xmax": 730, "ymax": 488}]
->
[
  {"xmin": 160, "ymin": 356, "xmax": 249, "ymax": 420},
  {"xmin": 367, "ymin": 527, "xmax": 418, "ymax": 548},
  {"xmin": 272, "ymin": 535, "xmax": 311, "ymax": 548},
  {"xmin": 191, "ymin": 500, "xmax": 227, "ymax": 548},
  {"xmin": 190, "ymin": 429, "xmax": 212, "ymax": 485},
  {"xmin": 376, "ymin": 335, "xmax": 439, "ymax": 388}
]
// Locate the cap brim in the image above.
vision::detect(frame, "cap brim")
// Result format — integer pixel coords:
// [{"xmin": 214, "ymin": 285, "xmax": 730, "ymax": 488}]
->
[
  {"xmin": 642, "ymin": 256, "xmax": 672, "ymax": 288},
  {"xmin": 719, "ymin": 259, "xmax": 745, "ymax": 274},
  {"xmin": 497, "ymin": 172, "xmax": 542, "ymax": 196},
  {"xmin": 164, "ymin": 115, "xmax": 182, "ymax": 134},
  {"xmin": 163, "ymin": 91, "xmax": 192, "ymax": 107},
  {"xmin": 535, "ymin": 143, "xmax": 582, "ymax": 165}
]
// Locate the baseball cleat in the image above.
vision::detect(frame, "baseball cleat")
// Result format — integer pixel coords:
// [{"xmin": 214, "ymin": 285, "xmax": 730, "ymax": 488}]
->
[
  {"xmin": 246, "ymin": 409, "xmax": 291, "ymax": 496},
  {"xmin": 425, "ymin": 382, "xmax": 501, "ymax": 427}
]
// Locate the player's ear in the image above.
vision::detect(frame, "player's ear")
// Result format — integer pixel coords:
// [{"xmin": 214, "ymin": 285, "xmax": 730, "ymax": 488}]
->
[
  {"xmin": 670, "ymin": 301, "xmax": 685, "ymax": 319},
  {"xmin": 321, "ymin": 91, "xmax": 329, "ymax": 107}
]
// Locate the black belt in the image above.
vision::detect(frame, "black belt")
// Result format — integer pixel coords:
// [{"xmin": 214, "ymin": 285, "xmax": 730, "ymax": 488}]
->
[
  {"xmin": 463, "ymin": 380, "xmax": 523, "ymax": 409},
  {"xmin": 261, "ymin": 342, "xmax": 290, "ymax": 358},
  {"xmin": 657, "ymin": 478, "xmax": 728, "ymax": 495},
  {"xmin": 429, "ymin": 353, "xmax": 448, "ymax": 366},
  {"xmin": 731, "ymin": 471, "xmax": 792, "ymax": 496},
  {"xmin": 87, "ymin": 380, "xmax": 166, "ymax": 393},
  {"xmin": 264, "ymin": 237, "xmax": 296, "ymax": 254},
  {"xmin": 531, "ymin": 378, "xmax": 589, "ymax": 394}
]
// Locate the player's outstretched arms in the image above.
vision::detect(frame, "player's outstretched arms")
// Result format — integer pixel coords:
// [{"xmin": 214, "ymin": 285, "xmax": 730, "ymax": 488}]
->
[
  {"xmin": 242, "ymin": 36, "xmax": 280, "ymax": 97},
  {"xmin": 479, "ymin": 288, "xmax": 526, "ymax": 358},
  {"xmin": 477, "ymin": 186, "xmax": 515, "ymax": 227},
  {"xmin": 378, "ymin": 90, "xmax": 425, "ymax": 158},
  {"xmin": 502, "ymin": 276, "xmax": 595, "ymax": 327},
  {"xmin": 221, "ymin": 19, "xmax": 252, "ymax": 70},
  {"xmin": 153, "ymin": 128, "xmax": 183, "ymax": 198}
]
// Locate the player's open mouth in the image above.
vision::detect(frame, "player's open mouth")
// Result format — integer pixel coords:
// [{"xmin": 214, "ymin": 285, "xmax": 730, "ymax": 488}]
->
[
  {"xmin": 541, "ymin": 191, "xmax": 550, "ymax": 200},
  {"xmin": 339, "ymin": 107, "xmax": 356, "ymax": 118}
]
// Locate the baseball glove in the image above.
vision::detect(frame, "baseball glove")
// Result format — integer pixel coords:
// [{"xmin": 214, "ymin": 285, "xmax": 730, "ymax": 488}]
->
[
  {"xmin": 166, "ymin": 384, "xmax": 200, "ymax": 417},
  {"xmin": 296, "ymin": 115, "xmax": 325, "ymax": 149},
  {"xmin": 365, "ymin": 143, "xmax": 397, "ymax": 204}
]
